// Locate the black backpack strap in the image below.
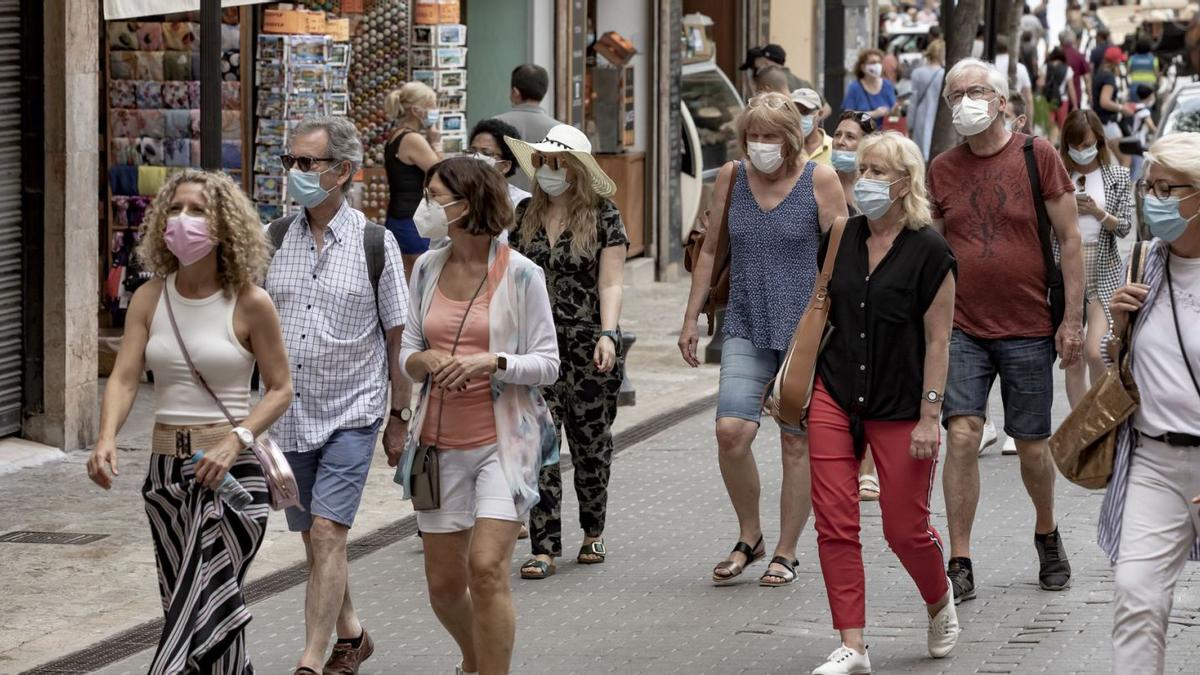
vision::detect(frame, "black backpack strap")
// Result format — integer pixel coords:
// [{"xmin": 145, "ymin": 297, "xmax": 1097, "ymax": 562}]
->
[
  {"xmin": 268, "ymin": 214, "xmax": 299, "ymax": 253},
  {"xmin": 1022, "ymin": 136, "xmax": 1056, "ymax": 273},
  {"xmin": 362, "ymin": 221, "xmax": 386, "ymax": 295}
]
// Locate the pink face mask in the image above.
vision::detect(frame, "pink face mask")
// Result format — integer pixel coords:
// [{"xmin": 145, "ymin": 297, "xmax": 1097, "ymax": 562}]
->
[{"xmin": 164, "ymin": 213, "xmax": 216, "ymax": 267}]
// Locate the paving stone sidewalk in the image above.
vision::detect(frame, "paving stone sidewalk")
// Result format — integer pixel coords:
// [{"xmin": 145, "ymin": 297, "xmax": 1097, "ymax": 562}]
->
[{"xmin": 93, "ymin": 407, "xmax": 1200, "ymax": 674}]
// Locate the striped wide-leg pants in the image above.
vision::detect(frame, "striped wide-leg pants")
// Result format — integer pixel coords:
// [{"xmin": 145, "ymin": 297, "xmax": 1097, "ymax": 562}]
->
[{"xmin": 142, "ymin": 449, "xmax": 269, "ymax": 675}]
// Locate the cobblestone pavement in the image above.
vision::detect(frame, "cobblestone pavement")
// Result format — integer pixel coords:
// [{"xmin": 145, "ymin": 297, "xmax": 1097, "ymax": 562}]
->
[{"xmin": 91, "ymin": 401, "xmax": 1200, "ymax": 674}]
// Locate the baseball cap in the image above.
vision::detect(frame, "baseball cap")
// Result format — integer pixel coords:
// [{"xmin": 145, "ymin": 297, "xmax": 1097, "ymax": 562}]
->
[
  {"xmin": 1104, "ymin": 45, "xmax": 1127, "ymax": 63},
  {"xmin": 739, "ymin": 43, "xmax": 787, "ymax": 70},
  {"xmin": 791, "ymin": 88, "xmax": 822, "ymax": 112}
]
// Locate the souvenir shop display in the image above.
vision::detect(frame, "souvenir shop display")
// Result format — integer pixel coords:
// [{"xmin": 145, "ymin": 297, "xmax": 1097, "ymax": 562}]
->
[{"xmin": 344, "ymin": 0, "xmax": 411, "ymax": 167}]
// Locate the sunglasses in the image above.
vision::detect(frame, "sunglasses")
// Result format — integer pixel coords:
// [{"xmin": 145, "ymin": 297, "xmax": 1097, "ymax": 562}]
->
[
  {"xmin": 531, "ymin": 153, "xmax": 569, "ymax": 171},
  {"xmin": 280, "ymin": 154, "xmax": 337, "ymax": 172},
  {"xmin": 839, "ymin": 110, "xmax": 877, "ymax": 134}
]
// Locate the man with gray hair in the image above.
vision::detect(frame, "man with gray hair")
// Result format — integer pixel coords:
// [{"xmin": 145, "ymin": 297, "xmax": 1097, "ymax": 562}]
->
[
  {"xmin": 927, "ymin": 58, "xmax": 1085, "ymax": 605},
  {"xmin": 1059, "ymin": 29, "xmax": 1091, "ymax": 111},
  {"xmin": 265, "ymin": 115, "xmax": 411, "ymax": 674}
]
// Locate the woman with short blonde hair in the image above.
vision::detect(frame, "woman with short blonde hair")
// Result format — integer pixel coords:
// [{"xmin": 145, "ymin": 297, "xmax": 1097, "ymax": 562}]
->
[
  {"xmin": 385, "ymin": 81, "xmax": 443, "ymax": 277},
  {"xmin": 806, "ymin": 132, "xmax": 961, "ymax": 673},
  {"xmin": 679, "ymin": 92, "xmax": 846, "ymax": 589},
  {"xmin": 87, "ymin": 170, "xmax": 293, "ymax": 673}
]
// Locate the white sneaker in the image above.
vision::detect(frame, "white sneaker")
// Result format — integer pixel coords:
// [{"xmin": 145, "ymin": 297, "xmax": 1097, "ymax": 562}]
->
[
  {"xmin": 927, "ymin": 585, "xmax": 961, "ymax": 658},
  {"xmin": 979, "ymin": 419, "xmax": 998, "ymax": 455},
  {"xmin": 812, "ymin": 644, "xmax": 871, "ymax": 674},
  {"xmin": 1001, "ymin": 436, "xmax": 1018, "ymax": 455},
  {"xmin": 455, "ymin": 666, "xmax": 477, "ymax": 675}
]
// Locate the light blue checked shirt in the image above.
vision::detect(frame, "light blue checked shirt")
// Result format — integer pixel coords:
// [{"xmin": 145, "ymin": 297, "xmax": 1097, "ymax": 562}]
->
[{"xmin": 264, "ymin": 200, "xmax": 409, "ymax": 453}]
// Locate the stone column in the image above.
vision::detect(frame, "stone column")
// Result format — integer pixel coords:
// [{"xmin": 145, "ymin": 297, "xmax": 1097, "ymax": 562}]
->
[{"xmin": 26, "ymin": 0, "xmax": 99, "ymax": 450}]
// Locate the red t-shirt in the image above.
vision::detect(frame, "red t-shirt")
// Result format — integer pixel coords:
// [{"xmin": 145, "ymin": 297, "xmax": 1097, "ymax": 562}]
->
[{"xmin": 927, "ymin": 133, "xmax": 1073, "ymax": 339}]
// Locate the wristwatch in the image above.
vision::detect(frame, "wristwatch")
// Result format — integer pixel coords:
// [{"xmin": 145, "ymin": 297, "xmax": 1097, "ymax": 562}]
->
[
  {"xmin": 599, "ymin": 330, "xmax": 621, "ymax": 343},
  {"xmin": 232, "ymin": 426, "xmax": 255, "ymax": 448},
  {"xmin": 390, "ymin": 407, "xmax": 413, "ymax": 423},
  {"xmin": 924, "ymin": 390, "xmax": 944, "ymax": 404},
  {"xmin": 496, "ymin": 354, "xmax": 508, "ymax": 371}
]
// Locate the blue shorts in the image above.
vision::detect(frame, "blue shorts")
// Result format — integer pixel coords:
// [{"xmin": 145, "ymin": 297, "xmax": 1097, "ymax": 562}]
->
[
  {"xmin": 716, "ymin": 337, "xmax": 806, "ymax": 436},
  {"xmin": 384, "ymin": 216, "xmax": 429, "ymax": 256},
  {"xmin": 943, "ymin": 329, "xmax": 1057, "ymax": 441},
  {"xmin": 283, "ymin": 419, "xmax": 383, "ymax": 532}
]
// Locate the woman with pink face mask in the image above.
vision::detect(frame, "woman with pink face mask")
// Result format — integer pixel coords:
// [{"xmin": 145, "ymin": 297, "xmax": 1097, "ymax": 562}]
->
[{"xmin": 86, "ymin": 170, "xmax": 293, "ymax": 674}]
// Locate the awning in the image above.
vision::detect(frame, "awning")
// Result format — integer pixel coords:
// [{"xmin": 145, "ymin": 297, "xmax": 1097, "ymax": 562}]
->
[{"xmin": 103, "ymin": 0, "xmax": 274, "ymax": 21}]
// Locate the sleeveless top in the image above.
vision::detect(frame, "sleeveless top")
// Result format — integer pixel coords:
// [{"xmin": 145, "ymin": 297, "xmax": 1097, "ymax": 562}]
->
[
  {"xmin": 419, "ymin": 286, "xmax": 497, "ymax": 449},
  {"xmin": 385, "ymin": 130, "xmax": 426, "ymax": 220},
  {"xmin": 723, "ymin": 161, "xmax": 821, "ymax": 351},
  {"xmin": 144, "ymin": 274, "xmax": 255, "ymax": 426}
]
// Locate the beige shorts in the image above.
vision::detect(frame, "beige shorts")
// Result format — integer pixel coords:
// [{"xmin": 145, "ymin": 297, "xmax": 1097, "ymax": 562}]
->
[{"xmin": 416, "ymin": 444, "xmax": 520, "ymax": 533}]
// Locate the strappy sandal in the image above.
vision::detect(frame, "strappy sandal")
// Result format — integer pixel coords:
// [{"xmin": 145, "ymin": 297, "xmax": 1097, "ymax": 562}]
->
[
  {"xmin": 520, "ymin": 557, "xmax": 557, "ymax": 580},
  {"xmin": 858, "ymin": 473, "xmax": 880, "ymax": 502},
  {"xmin": 577, "ymin": 540, "xmax": 606, "ymax": 564},
  {"xmin": 711, "ymin": 536, "xmax": 765, "ymax": 585},
  {"xmin": 759, "ymin": 556, "xmax": 799, "ymax": 587}
]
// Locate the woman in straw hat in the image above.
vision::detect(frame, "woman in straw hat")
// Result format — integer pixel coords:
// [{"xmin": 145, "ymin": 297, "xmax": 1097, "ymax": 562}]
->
[{"xmin": 505, "ymin": 124, "xmax": 628, "ymax": 579}]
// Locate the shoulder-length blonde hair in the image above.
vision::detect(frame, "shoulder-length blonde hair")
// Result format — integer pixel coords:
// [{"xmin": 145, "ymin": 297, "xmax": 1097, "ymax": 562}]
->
[
  {"xmin": 519, "ymin": 154, "xmax": 604, "ymax": 259},
  {"xmin": 137, "ymin": 170, "xmax": 271, "ymax": 295},
  {"xmin": 857, "ymin": 131, "xmax": 931, "ymax": 230},
  {"xmin": 737, "ymin": 93, "xmax": 805, "ymax": 172}
]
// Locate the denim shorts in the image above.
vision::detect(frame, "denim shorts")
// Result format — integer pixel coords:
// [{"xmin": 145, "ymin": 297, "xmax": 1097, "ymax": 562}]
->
[
  {"xmin": 716, "ymin": 337, "xmax": 806, "ymax": 436},
  {"xmin": 943, "ymin": 329, "xmax": 1056, "ymax": 440},
  {"xmin": 384, "ymin": 216, "xmax": 429, "ymax": 256},
  {"xmin": 283, "ymin": 419, "xmax": 383, "ymax": 532}
]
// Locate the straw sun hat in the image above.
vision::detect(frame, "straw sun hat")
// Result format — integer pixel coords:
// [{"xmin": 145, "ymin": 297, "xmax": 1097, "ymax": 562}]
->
[{"xmin": 504, "ymin": 124, "xmax": 617, "ymax": 198}]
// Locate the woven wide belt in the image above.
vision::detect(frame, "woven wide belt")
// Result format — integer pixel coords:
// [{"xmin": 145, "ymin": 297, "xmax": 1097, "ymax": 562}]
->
[{"xmin": 151, "ymin": 421, "xmax": 234, "ymax": 458}]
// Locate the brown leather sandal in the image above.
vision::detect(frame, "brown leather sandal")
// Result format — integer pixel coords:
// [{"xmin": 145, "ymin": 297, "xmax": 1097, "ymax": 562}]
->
[{"xmin": 712, "ymin": 536, "xmax": 765, "ymax": 585}]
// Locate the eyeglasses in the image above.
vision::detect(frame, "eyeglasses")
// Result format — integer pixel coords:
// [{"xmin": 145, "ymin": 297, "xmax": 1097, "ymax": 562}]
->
[
  {"xmin": 280, "ymin": 154, "xmax": 336, "ymax": 172},
  {"xmin": 531, "ymin": 153, "xmax": 566, "ymax": 171},
  {"xmin": 1136, "ymin": 179, "xmax": 1197, "ymax": 200},
  {"xmin": 943, "ymin": 85, "xmax": 996, "ymax": 107},
  {"xmin": 839, "ymin": 110, "xmax": 877, "ymax": 133},
  {"xmin": 468, "ymin": 147, "xmax": 500, "ymax": 159},
  {"xmin": 423, "ymin": 188, "xmax": 461, "ymax": 204},
  {"xmin": 748, "ymin": 94, "xmax": 794, "ymax": 111}
]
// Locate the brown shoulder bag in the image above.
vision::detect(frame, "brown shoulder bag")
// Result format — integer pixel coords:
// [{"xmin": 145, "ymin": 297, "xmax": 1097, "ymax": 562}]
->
[
  {"xmin": 1049, "ymin": 240, "xmax": 1151, "ymax": 489},
  {"xmin": 765, "ymin": 218, "xmax": 848, "ymax": 429},
  {"xmin": 683, "ymin": 162, "xmax": 737, "ymax": 335}
]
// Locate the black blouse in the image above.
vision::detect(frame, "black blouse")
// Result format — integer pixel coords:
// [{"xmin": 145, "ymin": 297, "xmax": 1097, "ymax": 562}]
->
[{"xmin": 817, "ymin": 215, "xmax": 957, "ymax": 428}]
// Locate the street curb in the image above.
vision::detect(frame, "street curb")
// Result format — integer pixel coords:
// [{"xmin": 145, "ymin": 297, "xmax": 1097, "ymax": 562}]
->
[
  {"xmin": 23, "ymin": 391, "xmax": 719, "ymax": 675},
  {"xmin": 0, "ymin": 439, "xmax": 66, "ymax": 476}
]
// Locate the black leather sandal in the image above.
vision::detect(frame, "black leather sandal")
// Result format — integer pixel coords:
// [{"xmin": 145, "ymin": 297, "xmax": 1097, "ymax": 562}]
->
[
  {"xmin": 520, "ymin": 557, "xmax": 557, "ymax": 580},
  {"xmin": 577, "ymin": 540, "xmax": 606, "ymax": 564},
  {"xmin": 711, "ymin": 536, "xmax": 765, "ymax": 585},
  {"xmin": 759, "ymin": 556, "xmax": 799, "ymax": 587}
]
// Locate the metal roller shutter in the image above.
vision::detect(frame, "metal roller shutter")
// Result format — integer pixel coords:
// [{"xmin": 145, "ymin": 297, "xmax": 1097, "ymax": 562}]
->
[{"xmin": 0, "ymin": 0, "xmax": 22, "ymax": 435}]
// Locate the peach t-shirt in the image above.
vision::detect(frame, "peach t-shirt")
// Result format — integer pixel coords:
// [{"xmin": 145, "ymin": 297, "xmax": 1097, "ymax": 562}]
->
[{"xmin": 419, "ymin": 286, "xmax": 497, "ymax": 449}]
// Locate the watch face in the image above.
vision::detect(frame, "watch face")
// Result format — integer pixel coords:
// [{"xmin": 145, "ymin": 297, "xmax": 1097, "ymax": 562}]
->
[
  {"xmin": 926, "ymin": 391, "xmax": 939, "ymax": 402},
  {"xmin": 400, "ymin": 408, "xmax": 413, "ymax": 422}
]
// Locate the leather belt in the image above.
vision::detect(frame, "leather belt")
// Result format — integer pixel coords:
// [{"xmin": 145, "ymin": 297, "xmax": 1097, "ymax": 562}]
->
[{"xmin": 1140, "ymin": 430, "xmax": 1200, "ymax": 448}]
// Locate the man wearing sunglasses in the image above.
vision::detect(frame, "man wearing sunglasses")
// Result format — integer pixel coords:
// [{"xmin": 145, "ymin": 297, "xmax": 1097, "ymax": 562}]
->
[
  {"xmin": 926, "ymin": 59, "xmax": 1085, "ymax": 607},
  {"xmin": 264, "ymin": 116, "xmax": 412, "ymax": 675}
]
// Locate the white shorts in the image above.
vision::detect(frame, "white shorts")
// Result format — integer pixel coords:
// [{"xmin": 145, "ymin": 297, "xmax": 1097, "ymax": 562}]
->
[
  {"xmin": 416, "ymin": 444, "xmax": 520, "ymax": 533},
  {"xmin": 1104, "ymin": 121, "xmax": 1123, "ymax": 139}
]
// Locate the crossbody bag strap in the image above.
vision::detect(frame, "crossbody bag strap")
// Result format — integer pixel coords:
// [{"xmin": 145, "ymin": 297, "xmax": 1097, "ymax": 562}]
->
[
  {"xmin": 1022, "ymin": 136, "xmax": 1058, "ymax": 282},
  {"xmin": 430, "ymin": 271, "xmax": 490, "ymax": 447},
  {"xmin": 161, "ymin": 281, "xmax": 239, "ymax": 427},
  {"xmin": 1165, "ymin": 255, "xmax": 1200, "ymax": 402}
]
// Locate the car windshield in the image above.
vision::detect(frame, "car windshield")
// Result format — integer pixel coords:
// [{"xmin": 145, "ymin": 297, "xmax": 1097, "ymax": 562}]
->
[{"xmin": 681, "ymin": 69, "xmax": 743, "ymax": 177}]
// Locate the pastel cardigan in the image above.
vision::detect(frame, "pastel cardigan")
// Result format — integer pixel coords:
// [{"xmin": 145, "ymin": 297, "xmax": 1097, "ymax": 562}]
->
[{"xmin": 394, "ymin": 241, "xmax": 560, "ymax": 516}]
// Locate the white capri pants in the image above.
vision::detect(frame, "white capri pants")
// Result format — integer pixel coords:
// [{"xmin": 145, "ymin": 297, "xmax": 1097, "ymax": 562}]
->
[{"xmin": 1112, "ymin": 435, "xmax": 1200, "ymax": 674}]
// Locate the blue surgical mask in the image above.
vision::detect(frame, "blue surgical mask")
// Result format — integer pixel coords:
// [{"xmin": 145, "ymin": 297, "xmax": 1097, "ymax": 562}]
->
[
  {"xmin": 853, "ymin": 177, "xmax": 902, "ymax": 221},
  {"xmin": 1142, "ymin": 193, "xmax": 1199, "ymax": 242},
  {"xmin": 423, "ymin": 108, "xmax": 440, "ymax": 129},
  {"xmin": 1068, "ymin": 144, "xmax": 1099, "ymax": 166},
  {"xmin": 287, "ymin": 165, "xmax": 340, "ymax": 209},
  {"xmin": 801, "ymin": 114, "xmax": 815, "ymax": 136},
  {"xmin": 831, "ymin": 149, "xmax": 858, "ymax": 173}
]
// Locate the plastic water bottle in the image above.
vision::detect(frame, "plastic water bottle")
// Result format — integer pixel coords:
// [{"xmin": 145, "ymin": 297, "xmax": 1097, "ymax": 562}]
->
[{"xmin": 188, "ymin": 450, "xmax": 254, "ymax": 511}]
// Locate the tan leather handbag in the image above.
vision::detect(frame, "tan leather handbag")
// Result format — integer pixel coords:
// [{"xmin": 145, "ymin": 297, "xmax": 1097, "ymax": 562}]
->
[
  {"xmin": 683, "ymin": 161, "xmax": 736, "ymax": 335},
  {"xmin": 765, "ymin": 218, "xmax": 847, "ymax": 429},
  {"xmin": 1049, "ymin": 241, "xmax": 1151, "ymax": 489}
]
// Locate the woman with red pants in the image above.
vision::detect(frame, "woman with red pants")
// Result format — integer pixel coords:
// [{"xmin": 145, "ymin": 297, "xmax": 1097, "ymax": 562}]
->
[{"xmin": 806, "ymin": 132, "xmax": 959, "ymax": 675}]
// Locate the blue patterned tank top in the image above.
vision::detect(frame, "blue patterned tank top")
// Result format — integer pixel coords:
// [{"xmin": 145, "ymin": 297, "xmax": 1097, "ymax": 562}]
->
[{"xmin": 723, "ymin": 161, "xmax": 821, "ymax": 351}]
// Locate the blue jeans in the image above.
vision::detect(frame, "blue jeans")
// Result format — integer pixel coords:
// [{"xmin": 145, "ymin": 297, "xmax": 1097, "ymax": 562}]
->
[
  {"xmin": 283, "ymin": 419, "xmax": 383, "ymax": 532},
  {"xmin": 716, "ymin": 337, "xmax": 805, "ymax": 436},
  {"xmin": 943, "ymin": 329, "xmax": 1057, "ymax": 441}
]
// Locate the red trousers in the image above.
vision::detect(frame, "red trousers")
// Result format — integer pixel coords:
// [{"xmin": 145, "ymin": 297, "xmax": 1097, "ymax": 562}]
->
[{"xmin": 808, "ymin": 379, "xmax": 948, "ymax": 629}]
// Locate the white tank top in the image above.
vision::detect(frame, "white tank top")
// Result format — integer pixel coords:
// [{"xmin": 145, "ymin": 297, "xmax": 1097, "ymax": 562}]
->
[{"xmin": 144, "ymin": 274, "xmax": 256, "ymax": 425}]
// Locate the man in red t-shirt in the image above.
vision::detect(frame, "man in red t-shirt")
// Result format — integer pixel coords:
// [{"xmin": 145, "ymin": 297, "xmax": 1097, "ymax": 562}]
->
[{"xmin": 927, "ymin": 58, "xmax": 1085, "ymax": 606}]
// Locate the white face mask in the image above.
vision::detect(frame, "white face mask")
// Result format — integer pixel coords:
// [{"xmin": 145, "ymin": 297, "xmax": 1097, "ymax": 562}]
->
[
  {"xmin": 469, "ymin": 152, "xmax": 498, "ymax": 168},
  {"xmin": 535, "ymin": 165, "xmax": 572, "ymax": 196},
  {"xmin": 952, "ymin": 96, "xmax": 997, "ymax": 137},
  {"xmin": 864, "ymin": 63, "xmax": 884, "ymax": 79},
  {"xmin": 747, "ymin": 141, "xmax": 784, "ymax": 174},
  {"xmin": 412, "ymin": 197, "xmax": 464, "ymax": 240}
]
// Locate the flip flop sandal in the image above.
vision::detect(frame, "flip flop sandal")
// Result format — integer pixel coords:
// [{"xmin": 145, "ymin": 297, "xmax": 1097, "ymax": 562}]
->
[
  {"xmin": 859, "ymin": 474, "xmax": 880, "ymax": 502},
  {"xmin": 577, "ymin": 540, "xmax": 606, "ymax": 564},
  {"xmin": 520, "ymin": 558, "xmax": 557, "ymax": 580},
  {"xmin": 712, "ymin": 536, "xmax": 765, "ymax": 585},
  {"xmin": 759, "ymin": 556, "xmax": 799, "ymax": 587}
]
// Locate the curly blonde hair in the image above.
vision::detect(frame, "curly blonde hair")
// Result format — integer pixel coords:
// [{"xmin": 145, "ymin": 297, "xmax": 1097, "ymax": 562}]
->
[{"xmin": 136, "ymin": 170, "xmax": 271, "ymax": 295}]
